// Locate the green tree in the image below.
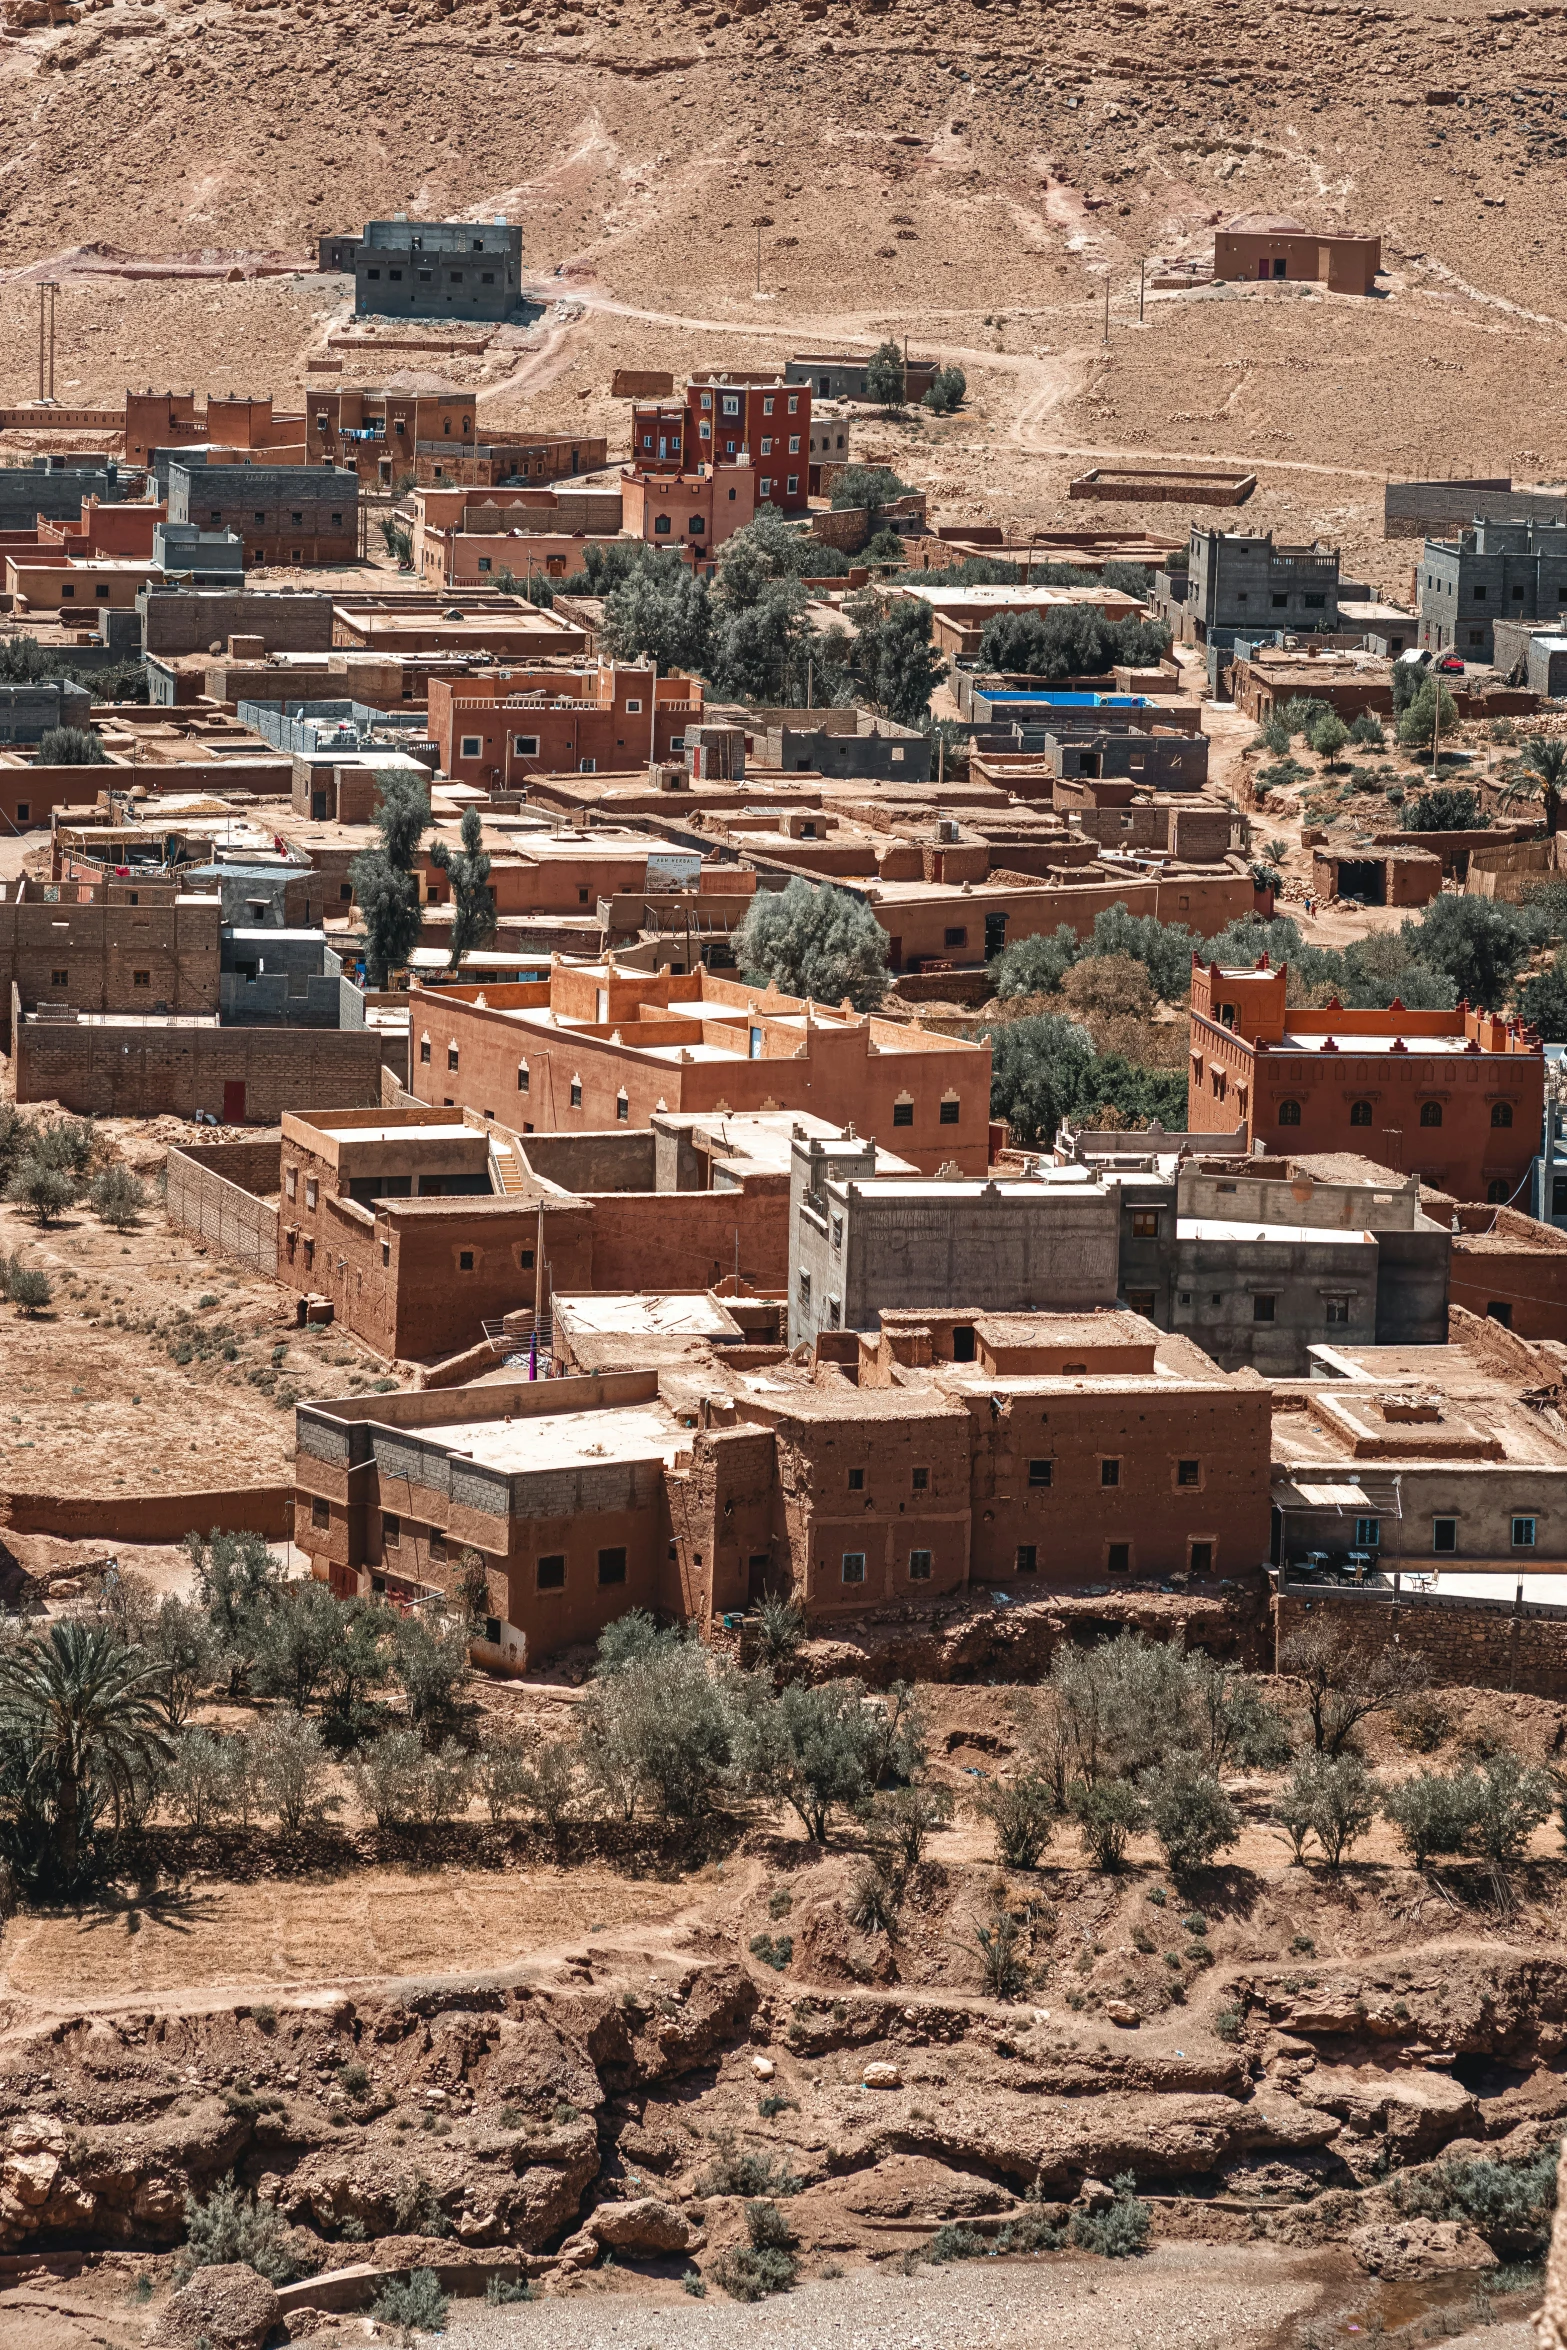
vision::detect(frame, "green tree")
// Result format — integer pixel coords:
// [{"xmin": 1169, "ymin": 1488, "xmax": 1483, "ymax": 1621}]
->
[
  {"xmin": 1070, "ymin": 1776, "xmax": 1148, "ymax": 1871},
  {"xmin": 838, "ymin": 589, "xmax": 946, "ymax": 724},
  {"xmin": 178, "ymin": 2176, "xmax": 301, "ymax": 2283},
  {"xmin": 348, "ymin": 771, "xmax": 430, "ymax": 988},
  {"xmin": 252, "ymin": 1711, "xmax": 340, "ymax": 1834},
  {"xmin": 36, "ymin": 725, "xmax": 106, "ymax": 766},
  {"xmin": 1147, "ymin": 1761, "xmax": 1238, "ymax": 1877},
  {"xmin": 1516, "ymin": 952, "xmax": 1567, "ymax": 1041},
  {"xmin": 391, "ymin": 1613, "xmax": 470, "ymax": 1745},
  {"xmin": 1348, "ymin": 709, "xmax": 1385, "ymax": 748},
  {"xmin": 864, "ymin": 343, "xmax": 907, "ymax": 410},
  {"xmin": 4, "ymin": 1155, "xmax": 77, "ymax": 1225},
  {"xmin": 976, "ymin": 1772, "xmax": 1056, "ymax": 1869},
  {"xmin": 1280, "ymin": 1616, "xmax": 1427, "ymax": 1755},
  {"xmin": 979, "ymin": 605, "xmax": 1171, "ymax": 681},
  {"xmin": 0, "ymin": 1622, "xmax": 171, "ymax": 1892},
  {"xmin": 735, "ymin": 877, "xmax": 889, "ymax": 1011},
  {"xmin": 429, "ymin": 804, "xmax": 497, "ymax": 972},
  {"xmin": 921, "ymin": 364, "xmax": 967, "ymax": 414},
  {"xmin": 1396, "ymin": 675, "xmax": 1459, "ymax": 752},
  {"xmin": 738, "ymin": 1678, "xmax": 886, "ymax": 1842},
  {"xmin": 1310, "ymin": 712, "xmax": 1349, "ymax": 765},
  {"xmin": 252, "ymin": 1579, "xmax": 349, "ymax": 1714},
  {"xmin": 5, "ymin": 1261, "xmax": 52, "ymax": 1314},
  {"xmin": 830, "ymin": 462, "xmax": 912, "ymax": 520},
  {"xmin": 186, "ymin": 1528, "xmax": 285, "ymax": 1699},
  {"xmin": 1382, "ymin": 1766, "xmax": 1482, "ymax": 1868},
  {"xmin": 1401, "ymin": 897, "xmax": 1536, "ymax": 1009},
  {"xmin": 1403, "ymin": 785, "xmax": 1485, "ymax": 832},
  {"xmin": 601, "ymin": 551, "xmax": 713, "ymax": 676},
  {"xmin": 1471, "ymin": 1750, "xmax": 1553, "ymax": 1866},
  {"xmin": 378, "ymin": 517, "xmax": 413, "ymax": 567},
  {"xmin": 989, "ymin": 924, "xmax": 1083, "ymax": 999},
  {"xmin": 88, "ymin": 1163, "xmax": 146, "ymax": 1231},
  {"xmin": 577, "ymin": 1628, "xmax": 739, "ymax": 1823}
]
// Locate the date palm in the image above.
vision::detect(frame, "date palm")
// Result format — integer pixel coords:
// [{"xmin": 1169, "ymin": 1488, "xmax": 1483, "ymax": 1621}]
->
[
  {"xmin": 1498, "ymin": 735, "xmax": 1567, "ymax": 836},
  {"xmin": 0, "ymin": 1623, "xmax": 171, "ymax": 1891}
]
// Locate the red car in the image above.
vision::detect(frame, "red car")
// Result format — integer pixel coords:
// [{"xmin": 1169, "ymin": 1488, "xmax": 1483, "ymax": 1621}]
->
[{"xmin": 1433, "ymin": 653, "xmax": 1465, "ymax": 674}]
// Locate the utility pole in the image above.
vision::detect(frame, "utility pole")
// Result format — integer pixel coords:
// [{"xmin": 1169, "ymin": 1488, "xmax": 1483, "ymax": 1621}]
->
[
  {"xmin": 1102, "ymin": 278, "xmax": 1110, "ymax": 347},
  {"xmin": 756, "ymin": 221, "xmax": 763, "ymax": 298},
  {"xmin": 37, "ymin": 281, "xmax": 56, "ymax": 402},
  {"xmin": 1139, "ymin": 257, "xmax": 1146, "ymax": 323}
]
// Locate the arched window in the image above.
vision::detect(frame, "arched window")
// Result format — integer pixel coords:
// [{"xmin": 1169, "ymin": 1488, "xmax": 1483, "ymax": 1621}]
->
[
  {"xmin": 1487, "ymin": 1179, "xmax": 1510, "ymax": 1204},
  {"xmin": 1419, "ymin": 1101, "xmax": 1443, "ymax": 1128},
  {"xmin": 1491, "ymin": 1101, "xmax": 1513, "ymax": 1128},
  {"xmin": 1349, "ymin": 1100, "xmax": 1372, "ymax": 1128},
  {"xmin": 1277, "ymin": 1099, "xmax": 1301, "ymax": 1126}
]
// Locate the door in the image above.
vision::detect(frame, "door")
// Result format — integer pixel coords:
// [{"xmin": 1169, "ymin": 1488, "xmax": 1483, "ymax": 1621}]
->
[{"xmin": 222, "ymin": 1080, "xmax": 247, "ymax": 1124}]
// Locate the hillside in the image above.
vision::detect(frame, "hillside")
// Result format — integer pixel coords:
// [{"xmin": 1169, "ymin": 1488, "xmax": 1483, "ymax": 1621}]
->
[{"xmin": 0, "ymin": 0, "xmax": 1563, "ymax": 574}]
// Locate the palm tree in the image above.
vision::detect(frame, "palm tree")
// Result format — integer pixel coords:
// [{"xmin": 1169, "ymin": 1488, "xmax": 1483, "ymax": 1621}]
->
[
  {"xmin": 1498, "ymin": 736, "xmax": 1567, "ymax": 836},
  {"xmin": 0, "ymin": 1623, "xmax": 171, "ymax": 1891}
]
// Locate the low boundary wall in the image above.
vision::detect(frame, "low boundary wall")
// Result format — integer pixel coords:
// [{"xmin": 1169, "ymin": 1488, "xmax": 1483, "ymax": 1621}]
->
[
  {"xmin": 1275, "ymin": 1579, "xmax": 1567, "ymax": 1698},
  {"xmin": 0, "ymin": 1485, "xmax": 292, "ymax": 1542},
  {"xmin": 165, "ymin": 1137, "xmax": 281, "ymax": 1275}
]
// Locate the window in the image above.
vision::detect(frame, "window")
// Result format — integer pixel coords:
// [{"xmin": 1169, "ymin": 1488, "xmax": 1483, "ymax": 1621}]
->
[
  {"xmin": 13, "ymin": 803, "xmax": 25, "ymax": 823},
  {"xmin": 625, "ymin": 698, "xmax": 643, "ymax": 713},
  {"xmin": 517, "ymin": 1063, "xmax": 529, "ymax": 1093},
  {"xmin": 1350, "ymin": 1100, "xmax": 1372, "ymax": 1127},
  {"xmin": 59, "ymin": 585, "xmax": 74, "ymax": 599},
  {"xmin": 419, "ymin": 1037, "xmax": 431, "ymax": 1064},
  {"xmin": 1512, "ymin": 1516, "xmax": 1537, "ymax": 1550},
  {"xmin": 1354, "ymin": 1518, "xmax": 1380, "ymax": 1549},
  {"xmin": 798, "ymin": 1269, "xmax": 811, "ymax": 1307},
  {"xmin": 654, "ymin": 514, "xmax": 672, "ymax": 535},
  {"xmin": 952, "ymin": 1325, "xmax": 975, "ymax": 1362},
  {"xmin": 841, "ymin": 1552, "xmax": 866, "ymax": 1584},
  {"xmin": 759, "ymin": 478, "xmax": 771, "ymax": 499},
  {"xmin": 1420, "ymin": 1100, "xmax": 1443, "ymax": 1128},
  {"xmin": 520, "ymin": 1249, "xmax": 534, "ymax": 1270},
  {"xmin": 1325, "ymin": 1295, "xmax": 1351, "ymax": 1326},
  {"xmin": 514, "ymin": 733, "xmax": 540, "ymax": 757},
  {"xmin": 381, "ymin": 1241, "xmax": 390, "ymax": 1267},
  {"xmin": 1433, "ymin": 1516, "xmax": 1457, "ymax": 1555},
  {"xmin": 908, "ymin": 1549, "xmax": 932, "ymax": 1580},
  {"xmin": 447, "ymin": 1043, "xmax": 459, "ymax": 1072},
  {"xmin": 537, "ymin": 1553, "xmax": 566, "ymax": 1591},
  {"xmin": 892, "ymin": 1100, "xmax": 914, "ymax": 1127},
  {"xmin": 763, "ymin": 396, "xmax": 775, "ymax": 415},
  {"xmin": 912, "ymin": 1466, "xmax": 928, "ymax": 1491},
  {"xmin": 132, "ymin": 969, "xmax": 150, "ymax": 989},
  {"xmin": 50, "ymin": 968, "xmax": 68, "ymax": 988},
  {"xmin": 939, "ymin": 1099, "xmax": 960, "ymax": 1125},
  {"xmin": 460, "ymin": 735, "xmax": 482, "ymax": 758},
  {"xmin": 831, "ymin": 1215, "xmax": 843, "ymax": 1249},
  {"xmin": 1277, "ymin": 1099, "xmax": 1301, "ymax": 1126},
  {"xmin": 597, "ymin": 1547, "xmax": 628, "ymax": 1586},
  {"xmin": 615, "ymin": 1091, "xmax": 629, "ymax": 1123},
  {"xmin": 430, "ymin": 1530, "xmax": 448, "ymax": 1563},
  {"xmin": 848, "ymin": 1467, "xmax": 864, "ymax": 1491},
  {"xmin": 1176, "ymin": 1459, "xmax": 1200, "ymax": 1488},
  {"xmin": 285, "ymin": 1168, "xmax": 297, "ymax": 1201},
  {"xmin": 1132, "ymin": 1210, "xmax": 1160, "ymax": 1239},
  {"xmin": 569, "ymin": 1078, "xmax": 583, "ymax": 1108},
  {"xmin": 458, "ymin": 1250, "xmax": 474, "ymax": 1272},
  {"xmin": 787, "ymin": 476, "xmax": 799, "ymax": 495},
  {"xmin": 1487, "ymin": 1179, "xmax": 1510, "ymax": 1204},
  {"xmin": 943, "ymin": 932, "xmax": 968, "ymax": 958},
  {"xmin": 1189, "ymin": 1540, "xmax": 1213, "ymax": 1575},
  {"xmin": 1101, "ymin": 1458, "xmax": 1120, "ymax": 1488},
  {"xmin": 788, "ymin": 436, "xmax": 800, "ymax": 455},
  {"xmin": 1254, "ymin": 1293, "xmax": 1277, "ymax": 1323},
  {"xmin": 1015, "ymin": 1545, "xmax": 1038, "ymax": 1574},
  {"xmin": 1028, "ymin": 1458, "xmax": 1053, "ymax": 1487},
  {"xmin": 305, "ymin": 1179, "xmax": 318, "ymax": 1211},
  {"xmin": 384, "ymin": 1514, "xmax": 401, "ymax": 1546},
  {"xmin": 310, "ymin": 1496, "xmax": 330, "ymax": 1531},
  {"xmin": 761, "ymin": 437, "xmax": 773, "ymax": 456},
  {"xmin": 1107, "ymin": 1542, "xmax": 1130, "ymax": 1573},
  {"xmin": 1492, "ymin": 1101, "xmax": 1514, "ymax": 1128}
]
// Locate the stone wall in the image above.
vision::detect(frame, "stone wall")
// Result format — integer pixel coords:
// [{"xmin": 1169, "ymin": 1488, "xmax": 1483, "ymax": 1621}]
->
[
  {"xmin": 0, "ymin": 1484, "xmax": 291, "ymax": 1541},
  {"xmin": 165, "ymin": 1137, "xmax": 282, "ymax": 1276},
  {"xmin": 1274, "ymin": 1581, "xmax": 1567, "ymax": 1698},
  {"xmin": 15, "ymin": 1002, "xmax": 388, "ymax": 1120}
]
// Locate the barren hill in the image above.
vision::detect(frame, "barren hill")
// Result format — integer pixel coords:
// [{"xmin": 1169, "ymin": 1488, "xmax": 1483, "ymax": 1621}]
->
[{"xmin": 0, "ymin": 0, "xmax": 1565, "ymax": 573}]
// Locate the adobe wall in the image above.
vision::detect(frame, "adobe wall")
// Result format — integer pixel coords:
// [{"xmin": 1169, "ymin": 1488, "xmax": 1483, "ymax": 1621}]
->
[
  {"xmin": 517, "ymin": 1129, "xmax": 658, "ymax": 1192},
  {"xmin": 1274, "ymin": 1583, "xmax": 1567, "ymax": 1699},
  {"xmin": 139, "ymin": 588, "xmax": 335, "ymax": 656},
  {"xmin": 1450, "ymin": 1210, "xmax": 1567, "ymax": 1342},
  {"xmin": 0, "ymin": 889, "xmax": 219, "ymax": 1022},
  {"xmin": 165, "ymin": 1137, "xmax": 282, "ymax": 1276},
  {"xmin": 586, "ymin": 1178, "xmax": 789, "ymax": 1293},
  {"xmin": 0, "ymin": 1484, "xmax": 291, "ymax": 1542},
  {"xmin": 15, "ymin": 1009, "xmax": 388, "ymax": 1120}
]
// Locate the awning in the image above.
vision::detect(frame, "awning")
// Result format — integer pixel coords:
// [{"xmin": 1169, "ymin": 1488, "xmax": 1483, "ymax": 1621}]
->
[{"xmin": 1280, "ymin": 1481, "xmax": 1376, "ymax": 1511}]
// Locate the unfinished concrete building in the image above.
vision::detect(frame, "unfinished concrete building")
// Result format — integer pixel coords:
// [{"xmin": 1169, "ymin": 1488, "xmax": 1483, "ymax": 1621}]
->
[
  {"xmin": 0, "ymin": 875, "xmax": 219, "ymax": 1022},
  {"xmin": 1418, "ymin": 519, "xmax": 1567, "ymax": 661},
  {"xmin": 321, "ymin": 219, "xmax": 524, "ymax": 322}
]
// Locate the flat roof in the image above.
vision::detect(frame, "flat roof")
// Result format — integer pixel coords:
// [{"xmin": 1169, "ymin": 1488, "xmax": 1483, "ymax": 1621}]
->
[
  {"xmin": 314, "ymin": 1121, "xmax": 475, "ymax": 1145},
  {"xmin": 1178, "ymin": 1218, "xmax": 1377, "ymax": 1246},
  {"xmin": 828, "ymin": 1178, "xmax": 1110, "ymax": 1202},
  {"xmin": 556, "ymin": 1294, "xmax": 737, "ymax": 1336},
  {"xmin": 1277, "ymin": 1031, "xmax": 1511, "ymax": 1056},
  {"xmin": 419, "ymin": 1401, "xmax": 681, "ymax": 1475}
]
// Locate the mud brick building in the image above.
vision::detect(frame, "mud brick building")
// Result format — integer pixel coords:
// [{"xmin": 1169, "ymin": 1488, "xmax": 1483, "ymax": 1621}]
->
[
  {"xmin": 1446, "ymin": 1203, "xmax": 1567, "ymax": 1343},
  {"xmin": 1212, "ymin": 214, "xmax": 1380, "ymax": 294},
  {"xmin": 306, "ymin": 386, "xmax": 476, "ymax": 484},
  {"xmin": 785, "ymin": 351, "xmax": 940, "ymax": 403},
  {"xmin": 1271, "ymin": 1313, "xmax": 1567, "ymax": 1577},
  {"xmin": 125, "ymin": 390, "xmax": 308, "ymax": 470},
  {"xmin": 1188, "ymin": 956, "xmax": 1545, "ymax": 1203},
  {"xmin": 408, "ymin": 963, "xmax": 994, "ymax": 1179},
  {"xmin": 425, "ymin": 663, "xmax": 702, "ymax": 787},
  {"xmin": 1417, "ymin": 518, "xmax": 1567, "ymax": 661},
  {"xmin": 685, "ymin": 375, "xmax": 812, "ymax": 515},
  {"xmin": 620, "ymin": 460, "xmax": 756, "ymax": 558},
  {"xmin": 166, "ymin": 459, "xmax": 359, "ymax": 568},
  {"xmin": 266, "ymin": 1105, "xmax": 855, "ymax": 1362},
  {"xmin": 0, "ymin": 875, "xmax": 219, "ymax": 1019},
  {"xmin": 138, "ymin": 586, "xmax": 336, "ymax": 658},
  {"xmin": 292, "ymin": 1308, "xmax": 1270, "ymax": 1663},
  {"xmin": 414, "ymin": 434, "xmax": 608, "ymax": 489},
  {"xmin": 321, "ymin": 219, "xmax": 524, "ymax": 322}
]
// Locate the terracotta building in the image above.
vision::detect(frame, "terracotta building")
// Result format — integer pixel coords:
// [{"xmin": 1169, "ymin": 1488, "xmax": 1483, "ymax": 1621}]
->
[
  {"xmin": 407, "ymin": 962, "xmax": 994, "ymax": 1178},
  {"xmin": 1188, "ymin": 956, "xmax": 1546, "ymax": 1203},
  {"xmin": 629, "ymin": 403, "xmax": 688, "ymax": 471},
  {"xmin": 306, "ymin": 386, "xmax": 475, "ymax": 485},
  {"xmin": 291, "ymin": 1308, "xmax": 1269, "ymax": 1662},
  {"xmin": 620, "ymin": 460, "xmax": 756, "ymax": 560},
  {"xmin": 413, "ymin": 434, "xmax": 608, "ymax": 489},
  {"xmin": 124, "ymin": 391, "xmax": 307, "ymax": 469},
  {"xmin": 0, "ymin": 874, "xmax": 218, "ymax": 1017},
  {"xmin": 1212, "ymin": 214, "xmax": 1381, "ymax": 295},
  {"xmin": 425, "ymin": 662, "xmax": 702, "ymax": 787},
  {"xmin": 685, "ymin": 374, "xmax": 812, "ymax": 515}
]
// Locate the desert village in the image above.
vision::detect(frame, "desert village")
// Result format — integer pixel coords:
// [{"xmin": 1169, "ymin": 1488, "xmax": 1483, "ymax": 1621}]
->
[{"xmin": 4, "ymin": 86, "xmax": 1567, "ymax": 2350}]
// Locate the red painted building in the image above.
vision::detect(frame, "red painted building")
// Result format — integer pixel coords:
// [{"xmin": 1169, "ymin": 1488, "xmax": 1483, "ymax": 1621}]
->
[
  {"xmin": 425, "ymin": 662, "xmax": 703, "ymax": 788},
  {"xmin": 1187, "ymin": 956, "xmax": 1545, "ymax": 1203},
  {"xmin": 685, "ymin": 374, "xmax": 812, "ymax": 515},
  {"xmin": 620, "ymin": 459, "xmax": 756, "ymax": 562}
]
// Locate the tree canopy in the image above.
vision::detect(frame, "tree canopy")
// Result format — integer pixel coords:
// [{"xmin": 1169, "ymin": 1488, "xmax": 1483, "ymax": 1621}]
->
[{"xmin": 735, "ymin": 878, "xmax": 890, "ymax": 1012}]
